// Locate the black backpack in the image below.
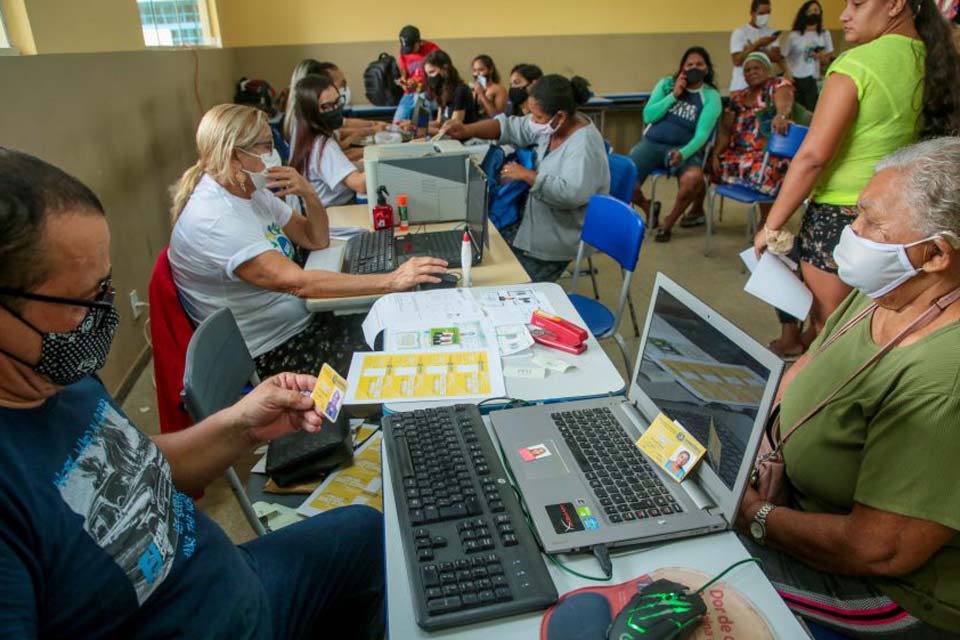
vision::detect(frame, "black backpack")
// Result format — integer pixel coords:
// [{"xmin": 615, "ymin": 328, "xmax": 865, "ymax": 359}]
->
[{"xmin": 363, "ymin": 53, "xmax": 403, "ymax": 106}]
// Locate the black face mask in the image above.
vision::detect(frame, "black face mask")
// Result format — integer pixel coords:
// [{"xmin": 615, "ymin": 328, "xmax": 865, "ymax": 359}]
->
[
  {"xmin": 805, "ymin": 13, "xmax": 821, "ymax": 26},
  {"xmin": 0, "ymin": 301, "xmax": 119, "ymax": 386},
  {"xmin": 318, "ymin": 106, "xmax": 344, "ymax": 132},
  {"xmin": 509, "ymin": 86, "xmax": 528, "ymax": 110},
  {"xmin": 684, "ymin": 68, "xmax": 706, "ymax": 85},
  {"xmin": 427, "ymin": 74, "xmax": 444, "ymax": 92}
]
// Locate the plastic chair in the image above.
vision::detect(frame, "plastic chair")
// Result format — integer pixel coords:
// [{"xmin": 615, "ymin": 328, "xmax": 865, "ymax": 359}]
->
[
  {"xmin": 648, "ymin": 127, "xmax": 717, "ymax": 228},
  {"xmin": 606, "ymin": 154, "xmax": 642, "ymax": 337},
  {"xmin": 567, "ymin": 195, "xmax": 646, "ymax": 375},
  {"xmin": 182, "ymin": 308, "xmax": 267, "ymax": 537},
  {"xmin": 705, "ymin": 124, "xmax": 808, "ymax": 256}
]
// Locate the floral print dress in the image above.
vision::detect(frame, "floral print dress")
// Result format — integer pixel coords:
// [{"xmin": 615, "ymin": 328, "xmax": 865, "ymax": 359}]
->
[{"xmin": 718, "ymin": 77, "xmax": 793, "ymax": 197}]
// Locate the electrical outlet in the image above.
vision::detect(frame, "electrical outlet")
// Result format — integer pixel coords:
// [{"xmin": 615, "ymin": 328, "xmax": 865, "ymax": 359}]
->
[{"xmin": 130, "ymin": 289, "xmax": 143, "ymax": 320}]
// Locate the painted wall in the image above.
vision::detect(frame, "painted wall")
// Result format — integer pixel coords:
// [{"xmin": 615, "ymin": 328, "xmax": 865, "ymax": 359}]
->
[
  {"xmin": 8, "ymin": 0, "xmax": 145, "ymax": 54},
  {"xmin": 219, "ymin": 0, "xmax": 847, "ymax": 47},
  {"xmin": 0, "ymin": 49, "xmax": 235, "ymax": 391}
]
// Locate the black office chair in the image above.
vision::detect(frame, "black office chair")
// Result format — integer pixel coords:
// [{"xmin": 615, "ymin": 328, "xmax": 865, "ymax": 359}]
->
[{"xmin": 182, "ymin": 307, "xmax": 267, "ymax": 536}]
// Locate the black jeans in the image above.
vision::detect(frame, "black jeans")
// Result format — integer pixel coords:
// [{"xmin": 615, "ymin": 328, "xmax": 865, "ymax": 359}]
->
[{"xmin": 793, "ymin": 76, "xmax": 820, "ymax": 112}]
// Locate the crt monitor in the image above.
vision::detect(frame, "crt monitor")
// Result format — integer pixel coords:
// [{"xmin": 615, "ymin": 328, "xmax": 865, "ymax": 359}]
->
[{"xmin": 634, "ymin": 287, "xmax": 773, "ymax": 490}]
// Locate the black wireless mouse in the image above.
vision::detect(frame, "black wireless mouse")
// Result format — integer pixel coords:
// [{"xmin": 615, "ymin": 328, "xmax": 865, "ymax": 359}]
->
[
  {"xmin": 416, "ymin": 272, "xmax": 459, "ymax": 291},
  {"xmin": 606, "ymin": 579, "xmax": 707, "ymax": 640}
]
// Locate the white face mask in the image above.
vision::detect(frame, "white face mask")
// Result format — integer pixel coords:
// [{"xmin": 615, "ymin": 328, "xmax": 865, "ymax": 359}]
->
[
  {"xmin": 239, "ymin": 148, "xmax": 281, "ymax": 191},
  {"xmin": 755, "ymin": 13, "xmax": 771, "ymax": 28},
  {"xmin": 527, "ymin": 114, "xmax": 559, "ymax": 138},
  {"xmin": 340, "ymin": 85, "xmax": 352, "ymax": 107},
  {"xmin": 833, "ymin": 225, "xmax": 940, "ymax": 299}
]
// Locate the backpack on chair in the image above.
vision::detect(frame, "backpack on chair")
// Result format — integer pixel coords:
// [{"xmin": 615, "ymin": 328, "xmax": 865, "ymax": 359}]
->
[{"xmin": 363, "ymin": 53, "xmax": 403, "ymax": 106}]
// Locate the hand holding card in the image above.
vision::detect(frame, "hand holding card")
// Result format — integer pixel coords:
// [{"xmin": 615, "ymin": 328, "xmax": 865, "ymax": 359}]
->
[{"xmin": 311, "ymin": 364, "xmax": 348, "ymax": 423}]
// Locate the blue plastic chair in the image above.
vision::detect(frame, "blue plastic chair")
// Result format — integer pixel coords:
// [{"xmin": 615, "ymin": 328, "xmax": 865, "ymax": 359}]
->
[
  {"xmin": 605, "ymin": 154, "xmax": 642, "ymax": 337},
  {"xmin": 568, "ymin": 195, "xmax": 646, "ymax": 375},
  {"xmin": 705, "ymin": 124, "xmax": 808, "ymax": 256}
]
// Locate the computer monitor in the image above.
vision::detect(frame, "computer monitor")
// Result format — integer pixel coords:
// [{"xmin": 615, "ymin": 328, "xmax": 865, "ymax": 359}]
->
[
  {"xmin": 466, "ymin": 159, "xmax": 490, "ymax": 252},
  {"xmin": 633, "ymin": 285, "xmax": 774, "ymax": 491}
]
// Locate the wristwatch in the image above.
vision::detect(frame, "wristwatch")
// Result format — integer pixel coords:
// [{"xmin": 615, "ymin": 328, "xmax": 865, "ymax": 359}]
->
[{"xmin": 750, "ymin": 502, "xmax": 776, "ymax": 546}]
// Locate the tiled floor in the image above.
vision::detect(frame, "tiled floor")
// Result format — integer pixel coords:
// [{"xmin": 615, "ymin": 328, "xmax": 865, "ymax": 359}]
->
[{"xmin": 121, "ymin": 181, "xmax": 785, "ymax": 545}]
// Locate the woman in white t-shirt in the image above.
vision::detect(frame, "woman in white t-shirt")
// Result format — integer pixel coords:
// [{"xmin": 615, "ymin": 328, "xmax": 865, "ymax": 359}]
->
[
  {"xmin": 783, "ymin": 1, "xmax": 835, "ymax": 111},
  {"xmin": 168, "ymin": 104, "xmax": 447, "ymax": 378},
  {"xmin": 289, "ymin": 74, "xmax": 366, "ymax": 207}
]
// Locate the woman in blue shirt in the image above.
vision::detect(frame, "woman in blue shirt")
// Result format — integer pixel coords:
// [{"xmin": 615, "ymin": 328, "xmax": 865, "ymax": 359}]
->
[{"xmin": 629, "ymin": 47, "xmax": 723, "ymax": 242}]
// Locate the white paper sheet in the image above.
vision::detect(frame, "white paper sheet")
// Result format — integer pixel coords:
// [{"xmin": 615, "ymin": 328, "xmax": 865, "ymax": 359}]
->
[
  {"xmin": 475, "ymin": 288, "xmax": 556, "ymax": 327},
  {"xmin": 739, "ymin": 249, "xmax": 813, "ymax": 320},
  {"xmin": 361, "ymin": 289, "xmax": 485, "ymax": 347},
  {"xmin": 385, "ymin": 320, "xmax": 496, "ymax": 351}
]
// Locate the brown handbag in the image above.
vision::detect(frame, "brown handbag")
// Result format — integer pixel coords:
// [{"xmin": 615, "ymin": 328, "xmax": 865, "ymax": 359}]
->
[{"xmin": 750, "ymin": 286, "xmax": 960, "ymax": 504}]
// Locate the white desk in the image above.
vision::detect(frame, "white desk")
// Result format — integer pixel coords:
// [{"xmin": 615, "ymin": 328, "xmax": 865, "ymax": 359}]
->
[
  {"xmin": 383, "ymin": 283, "xmax": 626, "ymax": 414},
  {"xmin": 304, "ymin": 205, "xmax": 530, "ymax": 315},
  {"xmin": 383, "ymin": 416, "xmax": 808, "ymax": 638}
]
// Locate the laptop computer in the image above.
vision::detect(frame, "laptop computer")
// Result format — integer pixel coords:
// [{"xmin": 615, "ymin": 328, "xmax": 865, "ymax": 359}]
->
[
  {"xmin": 342, "ymin": 158, "xmax": 489, "ymax": 274},
  {"xmin": 490, "ymin": 274, "xmax": 783, "ymax": 554}
]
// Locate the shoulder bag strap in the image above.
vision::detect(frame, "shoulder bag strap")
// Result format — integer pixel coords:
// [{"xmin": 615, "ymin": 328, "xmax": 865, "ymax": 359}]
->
[{"xmin": 772, "ymin": 286, "xmax": 960, "ymax": 451}]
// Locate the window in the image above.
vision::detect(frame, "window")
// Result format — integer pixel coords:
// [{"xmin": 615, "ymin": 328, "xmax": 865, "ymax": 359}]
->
[
  {"xmin": 138, "ymin": 0, "xmax": 219, "ymax": 47},
  {"xmin": 0, "ymin": 8, "xmax": 12, "ymax": 51}
]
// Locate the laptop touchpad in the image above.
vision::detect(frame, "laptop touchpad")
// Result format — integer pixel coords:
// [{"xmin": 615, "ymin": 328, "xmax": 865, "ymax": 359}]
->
[{"xmin": 516, "ymin": 439, "xmax": 571, "ymax": 479}]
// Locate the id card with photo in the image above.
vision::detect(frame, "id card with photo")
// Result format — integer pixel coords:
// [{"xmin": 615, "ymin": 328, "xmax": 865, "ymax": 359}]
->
[
  {"xmin": 635, "ymin": 413, "xmax": 706, "ymax": 482},
  {"xmin": 312, "ymin": 363, "xmax": 348, "ymax": 423},
  {"xmin": 518, "ymin": 443, "xmax": 552, "ymax": 462}
]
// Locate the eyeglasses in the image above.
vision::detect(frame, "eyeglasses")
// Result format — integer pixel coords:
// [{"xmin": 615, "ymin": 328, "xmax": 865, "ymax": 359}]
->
[
  {"xmin": 318, "ymin": 96, "xmax": 345, "ymax": 113},
  {"xmin": 0, "ymin": 274, "xmax": 115, "ymax": 310}
]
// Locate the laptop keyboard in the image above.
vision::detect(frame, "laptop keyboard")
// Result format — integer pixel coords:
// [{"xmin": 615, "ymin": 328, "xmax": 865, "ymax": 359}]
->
[
  {"xmin": 347, "ymin": 228, "xmax": 395, "ymax": 274},
  {"xmin": 551, "ymin": 407, "xmax": 684, "ymax": 524},
  {"xmin": 395, "ymin": 230, "xmax": 467, "ymax": 268}
]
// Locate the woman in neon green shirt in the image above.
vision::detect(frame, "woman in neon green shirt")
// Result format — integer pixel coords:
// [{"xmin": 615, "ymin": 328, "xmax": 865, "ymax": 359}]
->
[{"xmin": 754, "ymin": 0, "xmax": 960, "ymax": 344}]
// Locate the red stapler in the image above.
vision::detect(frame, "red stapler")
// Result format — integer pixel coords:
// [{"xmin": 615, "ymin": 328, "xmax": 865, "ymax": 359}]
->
[{"xmin": 528, "ymin": 311, "xmax": 588, "ymax": 355}]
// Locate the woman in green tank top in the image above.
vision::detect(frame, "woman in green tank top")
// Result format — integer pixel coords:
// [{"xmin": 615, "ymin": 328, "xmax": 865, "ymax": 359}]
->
[{"xmin": 753, "ymin": 0, "xmax": 960, "ymax": 353}]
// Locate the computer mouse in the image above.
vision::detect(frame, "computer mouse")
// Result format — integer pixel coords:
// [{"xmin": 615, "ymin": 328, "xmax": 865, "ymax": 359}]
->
[
  {"xmin": 416, "ymin": 272, "xmax": 459, "ymax": 291},
  {"xmin": 606, "ymin": 579, "xmax": 706, "ymax": 640}
]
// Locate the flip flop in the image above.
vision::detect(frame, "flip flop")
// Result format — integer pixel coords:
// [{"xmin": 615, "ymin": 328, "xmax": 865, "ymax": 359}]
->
[
  {"xmin": 654, "ymin": 229, "xmax": 671, "ymax": 243},
  {"xmin": 680, "ymin": 215, "xmax": 706, "ymax": 228}
]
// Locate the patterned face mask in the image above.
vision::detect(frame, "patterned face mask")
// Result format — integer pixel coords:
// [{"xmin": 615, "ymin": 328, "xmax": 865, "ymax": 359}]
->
[{"xmin": 0, "ymin": 282, "xmax": 120, "ymax": 386}]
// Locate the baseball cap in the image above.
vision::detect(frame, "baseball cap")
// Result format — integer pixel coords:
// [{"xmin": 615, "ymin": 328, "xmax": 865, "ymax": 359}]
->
[{"xmin": 399, "ymin": 25, "xmax": 420, "ymax": 54}]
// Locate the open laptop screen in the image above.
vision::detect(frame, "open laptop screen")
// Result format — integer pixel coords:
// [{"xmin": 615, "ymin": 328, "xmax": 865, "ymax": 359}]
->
[
  {"xmin": 466, "ymin": 160, "xmax": 489, "ymax": 251},
  {"xmin": 634, "ymin": 287, "xmax": 772, "ymax": 490}
]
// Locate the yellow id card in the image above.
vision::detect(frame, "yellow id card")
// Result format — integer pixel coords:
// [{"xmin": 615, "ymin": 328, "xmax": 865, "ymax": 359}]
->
[
  {"xmin": 312, "ymin": 364, "xmax": 347, "ymax": 423},
  {"xmin": 635, "ymin": 413, "xmax": 706, "ymax": 483}
]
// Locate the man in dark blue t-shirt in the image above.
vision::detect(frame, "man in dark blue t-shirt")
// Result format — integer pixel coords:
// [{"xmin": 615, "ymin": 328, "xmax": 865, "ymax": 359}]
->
[{"xmin": 0, "ymin": 149, "xmax": 384, "ymax": 639}]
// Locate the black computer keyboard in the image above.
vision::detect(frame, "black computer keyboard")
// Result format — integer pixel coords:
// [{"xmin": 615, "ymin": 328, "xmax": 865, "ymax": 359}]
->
[
  {"xmin": 384, "ymin": 404, "xmax": 558, "ymax": 630},
  {"xmin": 552, "ymin": 407, "xmax": 684, "ymax": 524},
  {"xmin": 395, "ymin": 229, "xmax": 468, "ymax": 268},
  {"xmin": 347, "ymin": 228, "xmax": 395, "ymax": 274}
]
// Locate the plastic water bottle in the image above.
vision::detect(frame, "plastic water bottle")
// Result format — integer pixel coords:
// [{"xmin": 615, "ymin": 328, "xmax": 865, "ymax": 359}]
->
[{"xmin": 460, "ymin": 232, "xmax": 473, "ymax": 287}]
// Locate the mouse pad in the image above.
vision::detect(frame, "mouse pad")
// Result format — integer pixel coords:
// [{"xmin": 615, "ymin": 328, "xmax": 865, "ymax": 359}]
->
[{"xmin": 540, "ymin": 568, "xmax": 772, "ymax": 640}]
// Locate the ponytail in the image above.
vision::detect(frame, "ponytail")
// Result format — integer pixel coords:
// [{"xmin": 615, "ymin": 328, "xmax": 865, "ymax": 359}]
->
[
  {"xmin": 912, "ymin": 0, "xmax": 960, "ymax": 137},
  {"xmin": 169, "ymin": 162, "xmax": 205, "ymax": 223}
]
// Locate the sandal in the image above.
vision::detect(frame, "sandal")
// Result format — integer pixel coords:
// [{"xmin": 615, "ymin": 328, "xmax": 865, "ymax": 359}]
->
[
  {"xmin": 680, "ymin": 214, "xmax": 706, "ymax": 228},
  {"xmin": 654, "ymin": 229, "xmax": 672, "ymax": 243}
]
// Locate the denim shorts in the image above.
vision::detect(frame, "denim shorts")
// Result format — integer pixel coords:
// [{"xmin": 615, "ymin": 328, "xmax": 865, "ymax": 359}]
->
[{"xmin": 628, "ymin": 138, "xmax": 704, "ymax": 185}]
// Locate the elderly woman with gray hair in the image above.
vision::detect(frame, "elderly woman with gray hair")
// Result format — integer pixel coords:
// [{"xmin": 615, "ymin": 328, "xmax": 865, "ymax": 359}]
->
[{"xmin": 736, "ymin": 138, "xmax": 960, "ymax": 638}]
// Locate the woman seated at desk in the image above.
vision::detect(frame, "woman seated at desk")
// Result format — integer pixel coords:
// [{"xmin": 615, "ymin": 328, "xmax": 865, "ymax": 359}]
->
[
  {"xmin": 442, "ymin": 74, "xmax": 610, "ymax": 282},
  {"xmin": 471, "ymin": 54, "xmax": 508, "ymax": 118},
  {"xmin": 627, "ymin": 46, "xmax": 722, "ymax": 242},
  {"xmin": 422, "ymin": 50, "xmax": 480, "ymax": 134},
  {"xmin": 168, "ymin": 104, "xmax": 447, "ymax": 378},
  {"xmin": 283, "ymin": 58, "xmax": 385, "ymax": 158},
  {"xmin": 738, "ymin": 138, "xmax": 960, "ymax": 639},
  {"xmin": 290, "ymin": 74, "xmax": 366, "ymax": 207}
]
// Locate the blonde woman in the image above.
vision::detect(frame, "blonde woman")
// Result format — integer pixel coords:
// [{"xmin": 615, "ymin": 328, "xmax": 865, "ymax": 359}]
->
[{"xmin": 168, "ymin": 104, "xmax": 447, "ymax": 378}]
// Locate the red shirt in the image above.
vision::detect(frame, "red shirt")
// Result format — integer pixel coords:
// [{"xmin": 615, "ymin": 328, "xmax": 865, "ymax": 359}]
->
[{"xmin": 398, "ymin": 40, "xmax": 439, "ymax": 93}]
